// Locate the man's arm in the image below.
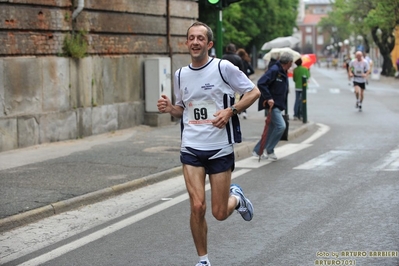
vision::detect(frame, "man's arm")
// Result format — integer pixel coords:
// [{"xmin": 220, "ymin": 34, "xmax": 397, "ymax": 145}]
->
[
  {"xmin": 348, "ymin": 61, "xmax": 354, "ymax": 77},
  {"xmin": 257, "ymin": 68, "xmax": 276, "ymax": 100},
  {"xmin": 233, "ymin": 86, "xmax": 260, "ymax": 113},
  {"xmin": 212, "ymin": 86, "xmax": 260, "ymax": 129},
  {"xmin": 157, "ymin": 95, "xmax": 184, "ymax": 118}
]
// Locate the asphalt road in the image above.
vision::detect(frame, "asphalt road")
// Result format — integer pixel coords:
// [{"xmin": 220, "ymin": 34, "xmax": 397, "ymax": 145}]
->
[{"xmin": 1, "ymin": 66, "xmax": 398, "ymax": 266}]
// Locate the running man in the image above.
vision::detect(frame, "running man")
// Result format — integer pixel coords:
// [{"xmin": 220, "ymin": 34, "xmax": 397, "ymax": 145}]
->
[
  {"xmin": 157, "ymin": 22, "xmax": 260, "ymax": 266},
  {"xmin": 349, "ymin": 51, "xmax": 370, "ymax": 111}
]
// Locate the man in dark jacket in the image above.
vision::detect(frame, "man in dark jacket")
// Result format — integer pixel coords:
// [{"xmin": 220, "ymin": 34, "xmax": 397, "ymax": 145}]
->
[
  {"xmin": 222, "ymin": 43, "xmax": 245, "ymax": 72},
  {"xmin": 253, "ymin": 52, "xmax": 293, "ymax": 161}
]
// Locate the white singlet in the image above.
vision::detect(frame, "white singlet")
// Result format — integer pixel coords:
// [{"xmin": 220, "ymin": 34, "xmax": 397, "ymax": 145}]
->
[
  {"xmin": 349, "ymin": 59, "xmax": 369, "ymax": 83},
  {"xmin": 174, "ymin": 58, "xmax": 255, "ymax": 151}
]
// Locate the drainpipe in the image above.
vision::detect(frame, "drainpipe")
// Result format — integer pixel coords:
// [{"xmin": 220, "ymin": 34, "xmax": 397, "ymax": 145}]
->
[
  {"xmin": 166, "ymin": 0, "xmax": 172, "ymax": 59},
  {"xmin": 72, "ymin": 0, "xmax": 84, "ymax": 20}
]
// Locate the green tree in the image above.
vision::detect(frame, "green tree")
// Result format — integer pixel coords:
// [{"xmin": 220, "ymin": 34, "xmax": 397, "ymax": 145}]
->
[
  {"xmin": 365, "ymin": 0, "xmax": 399, "ymax": 75},
  {"xmin": 319, "ymin": 0, "xmax": 398, "ymax": 76},
  {"xmin": 199, "ymin": 0, "xmax": 299, "ymax": 53}
]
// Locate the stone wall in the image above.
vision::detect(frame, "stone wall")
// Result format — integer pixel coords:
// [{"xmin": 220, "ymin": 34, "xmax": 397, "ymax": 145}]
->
[
  {"xmin": 0, "ymin": 0, "xmax": 198, "ymax": 56},
  {"xmin": 0, "ymin": 0, "xmax": 198, "ymax": 152}
]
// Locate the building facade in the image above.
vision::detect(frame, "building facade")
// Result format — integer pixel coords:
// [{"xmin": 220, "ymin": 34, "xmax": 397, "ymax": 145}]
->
[
  {"xmin": 0, "ymin": 0, "xmax": 198, "ymax": 152},
  {"xmin": 296, "ymin": 0, "xmax": 332, "ymax": 57}
]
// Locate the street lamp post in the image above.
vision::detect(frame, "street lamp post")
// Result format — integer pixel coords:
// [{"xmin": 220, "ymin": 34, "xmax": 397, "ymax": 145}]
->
[
  {"xmin": 338, "ymin": 42, "xmax": 343, "ymax": 65},
  {"xmin": 356, "ymin": 35, "xmax": 363, "ymax": 52},
  {"xmin": 344, "ymin": 39, "xmax": 350, "ymax": 58}
]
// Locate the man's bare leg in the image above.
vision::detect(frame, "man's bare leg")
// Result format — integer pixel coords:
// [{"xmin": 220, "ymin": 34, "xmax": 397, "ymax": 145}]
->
[
  {"xmin": 209, "ymin": 170, "xmax": 237, "ymax": 221},
  {"xmin": 354, "ymin": 85, "xmax": 360, "ymax": 108},
  {"xmin": 183, "ymin": 164, "xmax": 208, "ymax": 256}
]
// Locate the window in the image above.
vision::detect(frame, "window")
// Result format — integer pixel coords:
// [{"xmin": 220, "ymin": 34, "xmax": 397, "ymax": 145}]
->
[
  {"xmin": 317, "ymin": 35, "xmax": 324, "ymax": 45},
  {"xmin": 306, "ymin": 27, "xmax": 312, "ymax": 33},
  {"xmin": 306, "ymin": 35, "xmax": 312, "ymax": 44}
]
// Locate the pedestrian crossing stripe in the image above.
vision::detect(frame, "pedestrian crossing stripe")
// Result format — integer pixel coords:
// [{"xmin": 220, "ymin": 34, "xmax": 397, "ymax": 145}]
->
[
  {"xmin": 307, "ymin": 88, "xmax": 341, "ymax": 94},
  {"xmin": 373, "ymin": 148, "xmax": 399, "ymax": 172},
  {"xmin": 293, "ymin": 150, "xmax": 351, "ymax": 170},
  {"xmin": 329, "ymin": 88, "xmax": 340, "ymax": 94},
  {"xmin": 235, "ymin": 143, "xmax": 312, "ymax": 169},
  {"xmin": 294, "ymin": 149, "xmax": 399, "ymax": 171},
  {"xmin": 237, "ymin": 147, "xmax": 399, "ymax": 172}
]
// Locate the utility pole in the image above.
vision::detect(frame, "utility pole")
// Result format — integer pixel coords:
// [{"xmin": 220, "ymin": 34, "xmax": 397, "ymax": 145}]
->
[{"xmin": 205, "ymin": 0, "xmax": 241, "ymax": 58}]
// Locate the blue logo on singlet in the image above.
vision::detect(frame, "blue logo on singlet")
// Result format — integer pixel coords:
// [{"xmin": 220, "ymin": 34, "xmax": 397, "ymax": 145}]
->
[
  {"xmin": 201, "ymin": 83, "xmax": 214, "ymax": 90},
  {"xmin": 184, "ymin": 87, "xmax": 188, "ymax": 94}
]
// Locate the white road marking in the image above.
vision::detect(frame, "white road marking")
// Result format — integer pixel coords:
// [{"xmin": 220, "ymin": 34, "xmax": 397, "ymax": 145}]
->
[
  {"xmin": 310, "ymin": 77, "xmax": 319, "ymax": 87},
  {"xmin": 235, "ymin": 144, "xmax": 312, "ymax": 169},
  {"xmin": 329, "ymin": 88, "xmax": 341, "ymax": 94},
  {"xmin": 302, "ymin": 123, "xmax": 330, "ymax": 144},
  {"xmin": 373, "ymin": 147, "xmax": 399, "ymax": 172},
  {"xmin": 294, "ymin": 150, "xmax": 352, "ymax": 170}
]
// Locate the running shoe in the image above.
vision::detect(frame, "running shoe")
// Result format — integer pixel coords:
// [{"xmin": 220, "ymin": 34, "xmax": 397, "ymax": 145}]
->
[
  {"xmin": 230, "ymin": 184, "xmax": 254, "ymax": 221},
  {"xmin": 252, "ymin": 151, "xmax": 267, "ymax": 159},
  {"xmin": 196, "ymin": 261, "xmax": 211, "ymax": 266},
  {"xmin": 267, "ymin": 153, "xmax": 278, "ymax": 161}
]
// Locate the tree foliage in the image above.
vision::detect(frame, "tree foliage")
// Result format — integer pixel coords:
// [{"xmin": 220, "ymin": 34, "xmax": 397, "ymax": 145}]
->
[
  {"xmin": 319, "ymin": 0, "xmax": 398, "ymax": 76},
  {"xmin": 199, "ymin": 0, "xmax": 299, "ymax": 53}
]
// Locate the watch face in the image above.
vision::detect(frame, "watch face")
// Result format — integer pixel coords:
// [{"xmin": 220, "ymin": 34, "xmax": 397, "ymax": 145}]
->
[{"xmin": 231, "ymin": 107, "xmax": 238, "ymax": 115}]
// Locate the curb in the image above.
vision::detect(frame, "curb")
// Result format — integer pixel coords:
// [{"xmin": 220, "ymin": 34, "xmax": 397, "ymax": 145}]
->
[
  {"xmin": 0, "ymin": 122, "xmax": 315, "ymax": 233},
  {"xmin": 0, "ymin": 167, "xmax": 182, "ymax": 233}
]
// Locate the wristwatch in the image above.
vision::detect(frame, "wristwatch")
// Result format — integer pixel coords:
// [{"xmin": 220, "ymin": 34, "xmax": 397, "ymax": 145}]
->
[{"xmin": 230, "ymin": 106, "xmax": 238, "ymax": 115}]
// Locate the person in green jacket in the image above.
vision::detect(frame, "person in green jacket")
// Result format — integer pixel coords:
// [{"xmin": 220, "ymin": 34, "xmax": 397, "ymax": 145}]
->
[{"xmin": 293, "ymin": 58, "xmax": 310, "ymax": 120}]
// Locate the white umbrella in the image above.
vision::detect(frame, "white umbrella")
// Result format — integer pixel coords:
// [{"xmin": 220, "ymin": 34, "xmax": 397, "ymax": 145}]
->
[
  {"xmin": 263, "ymin": 47, "xmax": 301, "ymax": 62},
  {"xmin": 261, "ymin": 36, "xmax": 299, "ymax": 50}
]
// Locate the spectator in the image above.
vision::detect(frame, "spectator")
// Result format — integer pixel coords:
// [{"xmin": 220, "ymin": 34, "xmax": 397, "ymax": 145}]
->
[
  {"xmin": 222, "ymin": 43, "xmax": 245, "ymax": 72},
  {"xmin": 253, "ymin": 52, "xmax": 294, "ymax": 161},
  {"xmin": 293, "ymin": 58, "xmax": 310, "ymax": 120},
  {"xmin": 236, "ymin": 48, "xmax": 255, "ymax": 119}
]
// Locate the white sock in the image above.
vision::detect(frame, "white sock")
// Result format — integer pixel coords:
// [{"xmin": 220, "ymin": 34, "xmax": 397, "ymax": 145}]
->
[
  {"xmin": 199, "ymin": 254, "xmax": 209, "ymax": 263},
  {"xmin": 232, "ymin": 195, "xmax": 241, "ymax": 208}
]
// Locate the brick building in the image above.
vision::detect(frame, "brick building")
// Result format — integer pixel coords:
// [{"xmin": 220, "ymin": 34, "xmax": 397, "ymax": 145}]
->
[
  {"xmin": 0, "ymin": 0, "xmax": 196, "ymax": 56},
  {"xmin": 296, "ymin": 0, "xmax": 332, "ymax": 57},
  {"xmin": 0, "ymin": 0, "xmax": 198, "ymax": 152}
]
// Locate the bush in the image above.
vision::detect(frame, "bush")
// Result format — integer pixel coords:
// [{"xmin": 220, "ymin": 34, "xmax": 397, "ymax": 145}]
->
[{"xmin": 63, "ymin": 31, "xmax": 88, "ymax": 58}]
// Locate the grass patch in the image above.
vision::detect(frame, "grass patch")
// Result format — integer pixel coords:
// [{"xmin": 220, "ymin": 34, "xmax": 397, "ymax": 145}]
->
[{"xmin": 63, "ymin": 30, "xmax": 88, "ymax": 58}]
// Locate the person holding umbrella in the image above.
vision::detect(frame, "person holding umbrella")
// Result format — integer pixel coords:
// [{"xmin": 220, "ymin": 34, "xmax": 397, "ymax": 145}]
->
[{"xmin": 253, "ymin": 52, "xmax": 294, "ymax": 161}]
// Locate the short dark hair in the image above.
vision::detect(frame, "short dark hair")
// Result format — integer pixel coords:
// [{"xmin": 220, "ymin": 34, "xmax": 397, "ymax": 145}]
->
[
  {"xmin": 226, "ymin": 43, "xmax": 236, "ymax": 53},
  {"xmin": 187, "ymin": 21, "xmax": 213, "ymax": 43},
  {"xmin": 295, "ymin": 58, "xmax": 302, "ymax": 66}
]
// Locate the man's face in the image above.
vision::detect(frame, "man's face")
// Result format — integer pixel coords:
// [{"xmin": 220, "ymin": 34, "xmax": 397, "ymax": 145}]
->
[
  {"xmin": 186, "ymin": 26, "xmax": 212, "ymax": 61},
  {"xmin": 282, "ymin": 61, "xmax": 293, "ymax": 71},
  {"xmin": 356, "ymin": 52, "xmax": 362, "ymax": 61}
]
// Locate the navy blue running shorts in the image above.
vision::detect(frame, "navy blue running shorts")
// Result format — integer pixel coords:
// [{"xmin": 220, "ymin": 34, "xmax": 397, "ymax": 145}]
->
[
  {"xmin": 180, "ymin": 147, "xmax": 235, "ymax": 175},
  {"xmin": 353, "ymin": 81, "xmax": 366, "ymax": 90}
]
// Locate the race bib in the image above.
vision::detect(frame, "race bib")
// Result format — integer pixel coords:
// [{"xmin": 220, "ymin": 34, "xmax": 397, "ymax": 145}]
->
[
  {"xmin": 187, "ymin": 101, "xmax": 217, "ymax": 125},
  {"xmin": 355, "ymin": 69, "xmax": 362, "ymax": 75}
]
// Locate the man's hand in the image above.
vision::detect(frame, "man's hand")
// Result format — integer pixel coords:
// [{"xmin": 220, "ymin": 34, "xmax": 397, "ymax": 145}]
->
[
  {"xmin": 212, "ymin": 108, "xmax": 231, "ymax": 129},
  {"xmin": 267, "ymin": 99, "xmax": 274, "ymax": 108},
  {"xmin": 157, "ymin": 95, "xmax": 172, "ymax": 113}
]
